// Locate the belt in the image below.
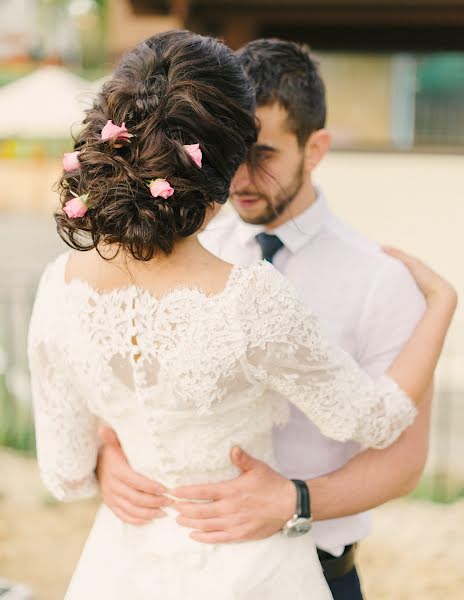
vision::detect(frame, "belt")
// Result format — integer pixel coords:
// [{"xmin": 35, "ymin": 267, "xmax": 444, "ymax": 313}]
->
[{"xmin": 317, "ymin": 544, "xmax": 357, "ymax": 582}]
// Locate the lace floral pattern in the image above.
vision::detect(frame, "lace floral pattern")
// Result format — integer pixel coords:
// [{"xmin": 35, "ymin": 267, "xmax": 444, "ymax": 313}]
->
[{"xmin": 28, "ymin": 252, "xmax": 417, "ymax": 499}]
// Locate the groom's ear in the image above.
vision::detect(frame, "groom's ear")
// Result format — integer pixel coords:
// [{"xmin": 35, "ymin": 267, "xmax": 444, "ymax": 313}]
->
[{"xmin": 303, "ymin": 128, "xmax": 330, "ymax": 173}]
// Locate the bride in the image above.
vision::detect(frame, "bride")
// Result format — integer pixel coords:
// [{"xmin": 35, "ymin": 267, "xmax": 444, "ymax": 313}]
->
[{"xmin": 28, "ymin": 30, "xmax": 456, "ymax": 600}]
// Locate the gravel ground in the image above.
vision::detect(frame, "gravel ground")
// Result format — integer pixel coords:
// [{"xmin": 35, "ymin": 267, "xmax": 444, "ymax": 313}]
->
[
  {"xmin": 1, "ymin": 448, "xmax": 464, "ymax": 600},
  {"xmin": 358, "ymin": 497, "xmax": 464, "ymax": 599}
]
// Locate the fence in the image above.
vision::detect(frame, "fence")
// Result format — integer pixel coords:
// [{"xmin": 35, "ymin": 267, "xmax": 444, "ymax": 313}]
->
[
  {"xmin": 0, "ymin": 276, "xmax": 37, "ymax": 452},
  {"xmin": 415, "ymin": 91, "xmax": 464, "ymax": 146}
]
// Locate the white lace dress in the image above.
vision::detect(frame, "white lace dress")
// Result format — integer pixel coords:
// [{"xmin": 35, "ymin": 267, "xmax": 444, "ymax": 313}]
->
[{"xmin": 28, "ymin": 252, "xmax": 417, "ymax": 600}]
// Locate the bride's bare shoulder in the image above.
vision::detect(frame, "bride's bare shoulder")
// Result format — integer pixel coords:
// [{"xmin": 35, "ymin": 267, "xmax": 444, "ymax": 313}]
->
[
  {"xmin": 64, "ymin": 249, "xmax": 103, "ymax": 284},
  {"xmin": 63, "ymin": 248, "xmax": 127, "ymax": 292}
]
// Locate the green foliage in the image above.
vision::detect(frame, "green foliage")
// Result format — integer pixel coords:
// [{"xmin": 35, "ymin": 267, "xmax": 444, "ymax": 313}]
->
[
  {"xmin": 0, "ymin": 374, "xmax": 35, "ymax": 455},
  {"xmin": 0, "ymin": 67, "xmax": 35, "ymax": 88},
  {"xmin": 409, "ymin": 473, "xmax": 464, "ymax": 504}
]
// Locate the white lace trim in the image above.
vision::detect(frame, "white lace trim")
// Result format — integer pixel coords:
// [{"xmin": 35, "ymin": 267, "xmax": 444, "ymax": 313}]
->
[{"xmin": 28, "ymin": 252, "xmax": 416, "ymax": 498}]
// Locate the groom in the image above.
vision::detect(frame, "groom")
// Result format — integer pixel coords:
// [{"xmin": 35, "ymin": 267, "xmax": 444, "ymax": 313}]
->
[{"xmin": 97, "ymin": 39, "xmax": 432, "ymax": 599}]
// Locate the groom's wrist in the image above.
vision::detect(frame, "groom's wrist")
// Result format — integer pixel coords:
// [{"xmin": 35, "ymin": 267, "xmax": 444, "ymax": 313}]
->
[
  {"xmin": 303, "ymin": 474, "xmax": 334, "ymax": 522},
  {"xmin": 281, "ymin": 478, "xmax": 312, "ymax": 520},
  {"xmin": 280, "ymin": 477, "xmax": 298, "ymax": 522},
  {"xmin": 291, "ymin": 479, "xmax": 311, "ymax": 518},
  {"xmin": 281, "ymin": 479, "xmax": 312, "ymax": 537}
]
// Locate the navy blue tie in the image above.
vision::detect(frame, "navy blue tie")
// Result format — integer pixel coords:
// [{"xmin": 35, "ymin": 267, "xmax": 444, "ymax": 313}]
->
[{"xmin": 255, "ymin": 232, "xmax": 284, "ymax": 264}]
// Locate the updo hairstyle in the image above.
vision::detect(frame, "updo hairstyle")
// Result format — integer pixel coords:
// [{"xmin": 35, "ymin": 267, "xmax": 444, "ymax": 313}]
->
[{"xmin": 55, "ymin": 30, "xmax": 257, "ymax": 260}]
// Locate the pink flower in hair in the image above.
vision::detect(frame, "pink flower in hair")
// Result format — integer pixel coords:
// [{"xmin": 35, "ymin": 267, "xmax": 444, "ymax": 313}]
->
[
  {"xmin": 101, "ymin": 120, "xmax": 134, "ymax": 146},
  {"xmin": 149, "ymin": 178, "xmax": 174, "ymax": 199},
  {"xmin": 63, "ymin": 151, "xmax": 81, "ymax": 172},
  {"xmin": 183, "ymin": 143, "xmax": 202, "ymax": 168},
  {"xmin": 64, "ymin": 193, "xmax": 89, "ymax": 218}
]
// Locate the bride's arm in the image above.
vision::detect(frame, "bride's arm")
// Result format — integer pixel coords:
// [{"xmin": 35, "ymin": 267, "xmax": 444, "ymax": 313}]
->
[
  {"xmin": 382, "ymin": 247, "xmax": 456, "ymax": 405},
  {"xmin": 247, "ymin": 257, "xmax": 456, "ymax": 449},
  {"xmin": 28, "ymin": 341, "xmax": 99, "ymax": 501},
  {"xmin": 169, "ymin": 252, "xmax": 454, "ymax": 544},
  {"xmin": 28, "ymin": 268, "xmax": 99, "ymax": 501}
]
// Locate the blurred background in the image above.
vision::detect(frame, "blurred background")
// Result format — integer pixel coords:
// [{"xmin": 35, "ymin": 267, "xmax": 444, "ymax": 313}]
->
[{"xmin": 0, "ymin": 1, "xmax": 463, "ymax": 598}]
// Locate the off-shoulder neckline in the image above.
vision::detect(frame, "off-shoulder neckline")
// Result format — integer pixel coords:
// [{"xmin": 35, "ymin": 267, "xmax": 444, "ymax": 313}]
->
[{"xmin": 53, "ymin": 251, "xmax": 270, "ymax": 305}]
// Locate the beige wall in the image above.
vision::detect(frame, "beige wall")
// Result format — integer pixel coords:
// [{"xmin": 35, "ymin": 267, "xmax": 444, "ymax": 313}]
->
[
  {"xmin": 320, "ymin": 53, "xmax": 393, "ymax": 148},
  {"xmin": 2, "ymin": 149, "xmax": 461, "ymax": 332},
  {"xmin": 316, "ymin": 151, "xmax": 464, "ymax": 328},
  {"xmin": 108, "ymin": 0, "xmax": 182, "ymax": 59},
  {"xmin": 0, "ymin": 159, "xmax": 60, "ymax": 213},
  {"xmin": 2, "ymin": 152, "xmax": 462, "ymax": 325}
]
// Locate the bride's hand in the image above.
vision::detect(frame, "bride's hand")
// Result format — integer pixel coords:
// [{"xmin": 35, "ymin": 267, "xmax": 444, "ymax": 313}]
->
[{"xmin": 383, "ymin": 246, "xmax": 457, "ymax": 312}]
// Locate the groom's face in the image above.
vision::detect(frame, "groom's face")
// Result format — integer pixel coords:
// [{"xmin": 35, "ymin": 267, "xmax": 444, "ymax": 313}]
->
[{"xmin": 230, "ymin": 103, "xmax": 306, "ymax": 226}]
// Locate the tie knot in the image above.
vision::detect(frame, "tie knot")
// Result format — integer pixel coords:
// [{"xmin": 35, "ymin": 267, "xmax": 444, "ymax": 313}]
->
[{"xmin": 255, "ymin": 233, "xmax": 284, "ymax": 264}]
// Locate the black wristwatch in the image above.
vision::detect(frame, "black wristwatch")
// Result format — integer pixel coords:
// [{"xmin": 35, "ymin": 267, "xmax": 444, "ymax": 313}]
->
[{"xmin": 281, "ymin": 479, "xmax": 313, "ymax": 538}]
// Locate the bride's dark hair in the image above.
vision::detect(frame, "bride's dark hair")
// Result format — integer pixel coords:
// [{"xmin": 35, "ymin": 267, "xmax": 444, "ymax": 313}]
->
[{"xmin": 55, "ymin": 30, "xmax": 257, "ymax": 260}]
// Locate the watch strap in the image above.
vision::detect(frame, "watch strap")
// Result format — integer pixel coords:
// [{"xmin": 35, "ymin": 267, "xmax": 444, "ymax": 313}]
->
[{"xmin": 291, "ymin": 479, "xmax": 311, "ymax": 518}]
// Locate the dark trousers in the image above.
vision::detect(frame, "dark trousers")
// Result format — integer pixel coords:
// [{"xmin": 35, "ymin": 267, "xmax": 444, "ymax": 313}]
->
[{"xmin": 326, "ymin": 566, "xmax": 363, "ymax": 600}]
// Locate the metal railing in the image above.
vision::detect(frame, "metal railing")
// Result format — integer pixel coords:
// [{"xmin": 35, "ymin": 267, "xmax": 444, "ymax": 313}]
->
[
  {"xmin": 415, "ymin": 91, "xmax": 464, "ymax": 146},
  {"xmin": 0, "ymin": 278, "xmax": 37, "ymax": 452}
]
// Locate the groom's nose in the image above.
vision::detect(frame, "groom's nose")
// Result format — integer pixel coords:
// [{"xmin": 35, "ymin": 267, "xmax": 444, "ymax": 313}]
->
[{"xmin": 230, "ymin": 163, "xmax": 253, "ymax": 193}]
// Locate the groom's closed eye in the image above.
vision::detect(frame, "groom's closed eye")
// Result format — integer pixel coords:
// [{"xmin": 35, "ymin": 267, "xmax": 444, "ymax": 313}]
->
[{"xmin": 248, "ymin": 144, "xmax": 279, "ymax": 165}]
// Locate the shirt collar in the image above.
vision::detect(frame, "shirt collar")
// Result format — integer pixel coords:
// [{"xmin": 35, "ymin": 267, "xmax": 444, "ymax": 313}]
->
[{"xmin": 234, "ymin": 187, "xmax": 331, "ymax": 253}]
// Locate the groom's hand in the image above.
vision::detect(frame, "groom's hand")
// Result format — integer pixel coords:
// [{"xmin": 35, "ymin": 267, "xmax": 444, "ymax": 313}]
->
[
  {"xmin": 172, "ymin": 446, "xmax": 296, "ymax": 543},
  {"xmin": 96, "ymin": 426, "xmax": 173, "ymax": 525}
]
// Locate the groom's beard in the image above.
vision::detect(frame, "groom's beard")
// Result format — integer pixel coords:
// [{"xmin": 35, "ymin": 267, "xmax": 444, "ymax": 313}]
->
[{"xmin": 231, "ymin": 159, "xmax": 305, "ymax": 226}]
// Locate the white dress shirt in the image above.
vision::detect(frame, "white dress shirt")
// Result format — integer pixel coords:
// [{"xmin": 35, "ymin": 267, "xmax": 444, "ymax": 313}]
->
[{"xmin": 199, "ymin": 188, "xmax": 425, "ymax": 554}]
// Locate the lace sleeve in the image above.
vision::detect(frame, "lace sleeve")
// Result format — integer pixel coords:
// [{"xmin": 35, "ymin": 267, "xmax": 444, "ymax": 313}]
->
[
  {"xmin": 28, "ymin": 265, "xmax": 99, "ymax": 501},
  {"xmin": 245, "ymin": 264, "xmax": 418, "ymax": 449}
]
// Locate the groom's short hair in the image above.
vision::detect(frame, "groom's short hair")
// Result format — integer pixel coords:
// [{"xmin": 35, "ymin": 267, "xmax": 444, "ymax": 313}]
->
[{"xmin": 236, "ymin": 38, "xmax": 326, "ymax": 147}]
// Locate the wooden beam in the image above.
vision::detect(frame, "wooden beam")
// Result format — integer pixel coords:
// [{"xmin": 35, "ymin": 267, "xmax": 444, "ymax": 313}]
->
[
  {"xmin": 189, "ymin": 4, "xmax": 464, "ymax": 26},
  {"xmin": 171, "ymin": 0, "xmax": 189, "ymax": 22}
]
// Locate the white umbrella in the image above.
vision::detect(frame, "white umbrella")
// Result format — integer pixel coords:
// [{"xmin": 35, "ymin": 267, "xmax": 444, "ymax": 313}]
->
[{"xmin": 0, "ymin": 65, "xmax": 93, "ymax": 138}]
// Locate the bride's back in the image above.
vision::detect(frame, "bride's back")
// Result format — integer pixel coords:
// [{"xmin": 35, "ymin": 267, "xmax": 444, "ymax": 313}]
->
[
  {"xmin": 64, "ymin": 241, "xmax": 234, "ymax": 301},
  {"xmin": 33, "ymin": 250, "xmax": 288, "ymax": 490}
]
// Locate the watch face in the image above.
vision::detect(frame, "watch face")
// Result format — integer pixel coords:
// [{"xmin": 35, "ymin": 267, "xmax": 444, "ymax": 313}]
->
[{"xmin": 284, "ymin": 517, "xmax": 312, "ymax": 538}]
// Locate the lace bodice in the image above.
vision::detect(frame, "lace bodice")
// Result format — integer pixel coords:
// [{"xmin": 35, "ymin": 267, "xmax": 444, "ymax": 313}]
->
[{"xmin": 28, "ymin": 252, "xmax": 417, "ymax": 501}]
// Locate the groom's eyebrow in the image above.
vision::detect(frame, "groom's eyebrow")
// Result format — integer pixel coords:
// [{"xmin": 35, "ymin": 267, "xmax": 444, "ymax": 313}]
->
[{"xmin": 254, "ymin": 144, "xmax": 279, "ymax": 153}]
